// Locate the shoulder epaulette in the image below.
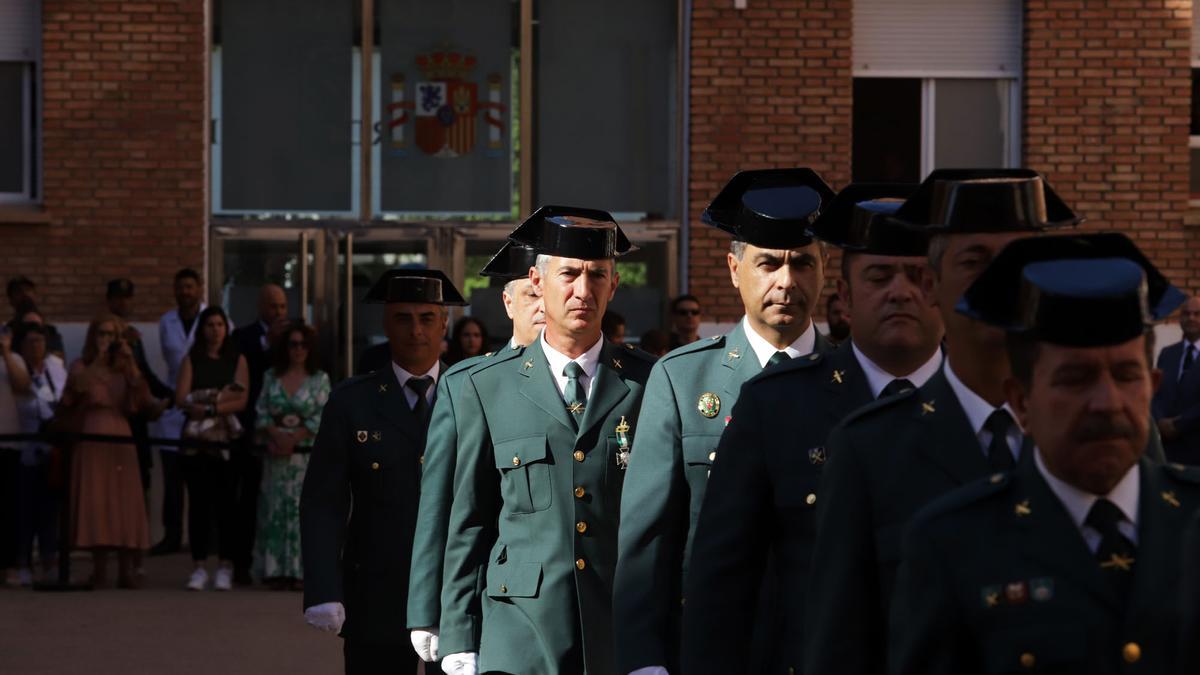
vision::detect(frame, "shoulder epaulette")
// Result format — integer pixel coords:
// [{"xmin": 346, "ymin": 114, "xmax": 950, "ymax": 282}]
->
[
  {"xmin": 469, "ymin": 343, "xmax": 526, "ymax": 375},
  {"xmin": 913, "ymin": 471, "xmax": 1014, "ymax": 526},
  {"xmin": 331, "ymin": 372, "xmax": 375, "ymax": 395},
  {"xmin": 657, "ymin": 334, "xmax": 725, "ymax": 362},
  {"xmin": 618, "ymin": 342, "xmax": 658, "ymax": 365},
  {"xmin": 745, "ymin": 350, "xmax": 827, "ymax": 385},
  {"xmin": 1164, "ymin": 462, "xmax": 1200, "ymax": 485}
]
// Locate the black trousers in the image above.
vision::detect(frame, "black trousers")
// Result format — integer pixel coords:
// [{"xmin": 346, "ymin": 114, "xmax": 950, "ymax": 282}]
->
[
  {"xmin": 228, "ymin": 448, "xmax": 262, "ymax": 573},
  {"xmin": 181, "ymin": 453, "xmax": 236, "ymax": 562},
  {"xmin": 159, "ymin": 449, "xmax": 185, "ymax": 546},
  {"xmin": 343, "ymin": 640, "xmax": 420, "ymax": 675},
  {"xmin": 0, "ymin": 450, "xmax": 18, "ymax": 569}
]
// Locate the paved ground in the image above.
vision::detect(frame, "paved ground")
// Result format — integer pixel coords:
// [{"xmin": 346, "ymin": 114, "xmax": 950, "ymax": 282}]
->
[{"xmin": 0, "ymin": 552, "xmax": 344, "ymax": 674}]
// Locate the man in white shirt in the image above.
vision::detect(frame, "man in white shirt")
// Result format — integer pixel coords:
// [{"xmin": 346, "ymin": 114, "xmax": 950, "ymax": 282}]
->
[
  {"xmin": 149, "ymin": 268, "xmax": 205, "ymax": 556},
  {"xmin": 889, "ymin": 233, "xmax": 1196, "ymax": 675}
]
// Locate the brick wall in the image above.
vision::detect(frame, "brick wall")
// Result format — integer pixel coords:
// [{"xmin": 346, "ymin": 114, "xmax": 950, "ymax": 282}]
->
[
  {"xmin": 687, "ymin": 0, "xmax": 853, "ymax": 323},
  {"xmin": 1024, "ymin": 0, "xmax": 1197, "ymax": 294},
  {"xmin": 0, "ymin": 0, "xmax": 206, "ymax": 323}
]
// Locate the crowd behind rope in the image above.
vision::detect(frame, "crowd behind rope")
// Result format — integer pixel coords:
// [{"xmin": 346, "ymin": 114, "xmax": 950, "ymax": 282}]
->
[{"xmin": 0, "ymin": 272, "xmax": 704, "ymax": 590}]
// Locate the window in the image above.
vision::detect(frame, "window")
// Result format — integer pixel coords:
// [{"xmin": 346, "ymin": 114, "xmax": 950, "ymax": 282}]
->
[
  {"xmin": 0, "ymin": 0, "xmax": 39, "ymax": 203},
  {"xmin": 852, "ymin": 0, "xmax": 1021, "ymax": 182},
  {"xmin": 211, "ymin": 0, "xmax": 680, "ymax": 222},
  {"xmin": 1191, "ymin": 68, "xmax": 1200, "ymax": 204}
]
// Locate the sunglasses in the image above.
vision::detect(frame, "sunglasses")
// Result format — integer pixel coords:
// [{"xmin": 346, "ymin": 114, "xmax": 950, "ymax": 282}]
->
[{"xmin": 674, "ymin": 309, "xmax": 701, "ymax": 317}]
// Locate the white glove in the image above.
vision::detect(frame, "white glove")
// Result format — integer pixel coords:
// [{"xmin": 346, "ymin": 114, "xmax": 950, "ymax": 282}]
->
[
  {"xmin": 441, "ymin": 651, "xmax": 478, "ymax": 675},
  {"xmin": 304, "ymin": 602, "xmax": 345, "ymax": 633},
  {"xmin": 410, "ymin": 628, "xmax": 440, "ymax": 662},
  {"xmin": 630, "ymin": 669, "xmax": 670, "ymax": 675}
]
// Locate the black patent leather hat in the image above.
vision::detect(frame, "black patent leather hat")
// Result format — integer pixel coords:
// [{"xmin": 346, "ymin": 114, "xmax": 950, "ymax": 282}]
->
[
  {"xmin": 888, "ymin": 168, "xmax": 1082, "ymax": 233},
  {"xmin": 508, "ymin": 205, "xmax": 635, "ymax": 260},
  {"xmin": 702, "ymin": 168, "xmax": 836, "ymax": 249},
  {"xmin": 364, "ymin": 268, "xmax": 469, "ymax": 306},
  {"xmin": 808, "ymin": 183, "xmax": 927, "ymax": 256}
]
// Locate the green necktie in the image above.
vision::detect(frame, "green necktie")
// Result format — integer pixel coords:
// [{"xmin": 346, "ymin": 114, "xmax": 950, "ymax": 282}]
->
[
  {"xmin": 767, "ymin": 351, "xmax": 791, "ymax": 368},
  {"xmin": 564, "ymin": 361, "xmax": 587, "ymax": 428}
]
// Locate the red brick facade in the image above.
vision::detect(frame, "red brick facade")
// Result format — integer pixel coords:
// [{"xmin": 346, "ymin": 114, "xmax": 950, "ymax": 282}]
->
[
  {"xmin": 1024, "ymin": 0, "xmax": 1199, "ymax": 295},
  {"xmin": 0, "ymin": 0, "xmax": 206, "ymax": 322},
  {"xmin": 687, "ymin": 0, "xmax": 853, "ymax": 323},
  {"xmin": 2, "ymin": 1, "xmax": 1196, "ymax": 325}
]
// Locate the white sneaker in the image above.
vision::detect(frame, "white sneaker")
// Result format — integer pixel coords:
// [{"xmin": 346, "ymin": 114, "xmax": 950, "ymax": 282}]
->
[
  {"xmin": 214, "ymin": 567, "xmax": 233, "ymax": 591},
  {"xmin": 187, "ymin": 567, "xmax": 209, "ymax": 591}
]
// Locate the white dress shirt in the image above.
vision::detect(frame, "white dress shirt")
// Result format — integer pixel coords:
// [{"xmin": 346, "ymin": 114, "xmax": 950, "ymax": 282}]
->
[
  {"xmin": 391, "ymin": 360, "xmax": 440, "ymax": 410},
  {"xmin": 540, "ymin": 331, "xmax": 605, "ymax": 401},
  {"xmin": 1035, "ymin": 449, "xmax": 1140, "ymax": 551},
  {"xmin": 742, "ymin": 317, "xmax": 817, "ymax": 368},
  {"xmin": 851, "ymin": 343, "xmax": 944, "ymax": 399},
  {"xmin": 943, "ymin": 360, "xmax": 1023, "ymax": 462}
]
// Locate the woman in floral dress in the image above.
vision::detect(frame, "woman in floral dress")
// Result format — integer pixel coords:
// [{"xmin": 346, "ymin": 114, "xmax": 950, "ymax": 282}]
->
[{"xmin": 254, "ymin": 321, "xmax": 329, "ymax": 590}]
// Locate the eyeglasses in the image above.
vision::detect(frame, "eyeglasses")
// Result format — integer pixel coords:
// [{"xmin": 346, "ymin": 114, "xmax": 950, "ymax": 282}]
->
[
  {"xmin": 287, "ymin": 341, "xmax": 308, "ymax": 349},
  {"xmin": 674, "ymin": 309, "xmax": 701, "ymax": 317}
]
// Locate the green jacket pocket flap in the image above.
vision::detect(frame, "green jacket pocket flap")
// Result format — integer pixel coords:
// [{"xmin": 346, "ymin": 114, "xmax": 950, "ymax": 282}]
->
[
  {"xmin": 493, "ymin": 434, "xmax": 549, "ymax": 469},
  {"xmin": 682, "ymin": 434, "xmax": 721, "ymax": 466},
  {"xmin": 487, "ymin": 561, "xmax": 543, "ymax": 598}
]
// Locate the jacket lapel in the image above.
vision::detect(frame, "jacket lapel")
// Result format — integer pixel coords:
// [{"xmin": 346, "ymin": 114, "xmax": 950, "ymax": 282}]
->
[
  {"xmin": 372, "ymin": 368, "xmax": 421, "ymax": 442},
  {"xmin": 825, "ymin": 344, "xmax": 874, "ymax": 425},
  {"xmin": 1127, "ymin": 459, "xmax": 1190, "ymax": 626},
  {"xmin": 910, "ymin": 370, "xmax": 991, "ymax": 485},
  {"xmin": 1013, "ymin": 458, "xmax": 1121, "ymax": 610},
  {"xmin": 578, "ymin": 342, "xmax": 632, "ymax": 440},
  {"xmin": 722, "ymin": 323, "xmax": 760, "ymax": 396},
  {"xmin": 519, "ymin": 343, "xmax": 576, "ymax": 433}
]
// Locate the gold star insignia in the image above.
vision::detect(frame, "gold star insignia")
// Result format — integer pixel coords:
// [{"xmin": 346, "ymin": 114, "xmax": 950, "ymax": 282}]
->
[
  {"xmin": 985, "ymin": 592, "xmax": 1000, "ymax": 608},
  {"xmin": 568, "ymin": 402, "xmax": 585, "ymax": 415},
  {"xmin": 831, "ymin": 370, "xmax": 844, "ymax": 384},
  {"xmin": 1162, "ymin": 491, "xmax": 1181, "ymax": 508},
  {"xmin": 523, "ymin": 360, "xmax": 534, "ymax": 370},
  {"xmin": 921, "ymin": 400, "xmax": 936, "ymax": 416},
  {"xmin": 727, "ymin": 348, "xmax": 741, "ymax": 359},
  {"xmin": 371, "ymin": 431, "xmax": 381, "ymax": 442},
  {"xmin": 378, "ymin": 384, "xmax": 388, "ymax": 393},
  {"xmin": 1100, "ymin": 553, "xmax": 1135, "ymax": 572},
  {"xmin": 612, "ymin": 358, "xmax": 623, "ymax": 370},
  {"xmin": 1014, "ymin": 500, "xmax": 1031, "ymax": 517}
]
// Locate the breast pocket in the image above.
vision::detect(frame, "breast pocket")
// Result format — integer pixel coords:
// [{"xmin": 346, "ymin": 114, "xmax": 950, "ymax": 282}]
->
[{"xmin": 494, "ymin": 434, "xmax": 553, "ymax": 515}]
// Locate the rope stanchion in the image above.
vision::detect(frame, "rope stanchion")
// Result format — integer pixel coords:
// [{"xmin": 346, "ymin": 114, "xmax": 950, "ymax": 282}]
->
[{"xmin": 0, "ymin": 431, "xmax": 264, "ymax": 592}]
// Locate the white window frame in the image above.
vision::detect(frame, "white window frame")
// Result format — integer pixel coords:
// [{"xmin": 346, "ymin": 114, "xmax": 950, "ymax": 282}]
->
[
  {"xmin": 854, "ymin": 72, "xmax": 1021, "ymax": 179},
  {"xmin": 0, "ymin": 61, "xmax": 38, "ymax": 204},
  {"xmin": 1190, "ymin": 61, "xmax": 1200, "ymax": 208},
  {"xmin": 210, "ymin": 46, "xmax": 362, "ymax": 218}
]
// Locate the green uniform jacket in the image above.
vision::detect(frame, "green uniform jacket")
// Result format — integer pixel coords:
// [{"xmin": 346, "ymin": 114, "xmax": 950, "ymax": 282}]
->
[
  {"xmin": 681, "ymin": 340, "xmax": 875, "ymax": 675},
  {"xmin": 300, "ymin": 366, "xmax": 435, "ymax": 645},
  {"xmin": 1180, "ymin": 509, "xmax": 1200, "ymax": 675},
  {"xmin": 614, "ymin": 323, "xmax": 801, "ymax": 673},
  {"xmin": 439, "ymin": 339, "xmax": 654, "ymax": 674},
  {"xmin": 407, "ymin": 347, "xmax": 514, "ymax": 631},
  {"xmin": 889, "ymin": 456, "xmax": 1200, "ymax": 675},
  {"xmin": 804, "ymin": 368, "xmax": 1168, "ymax": 675}
]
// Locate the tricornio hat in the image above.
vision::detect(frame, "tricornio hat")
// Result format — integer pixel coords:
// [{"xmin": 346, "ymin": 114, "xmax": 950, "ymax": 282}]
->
[
  {"xmin": 957, "ymin": 233, "xmax": 1184, "ymax": 347},
  {"xmin": 702, "ymin": 168, "xmax": 835, "ymax": 249},
  {"xmin": 507, "ymin": 205, "xmax": 636, "ymax": 260},
  {"xmin": 479, "ymin": 241, "xmax": 539, "ymax": 281},
  {"xmin": 887, "ymin": 168, "xmax": 1082, "ymax": 233},
  {"xmin": 363, "ymin": 269, "xmax": 468, "ymax": 306},
  {"xmin": 807, "ymin": 183, "xmax": 926, "ymax": 256}
]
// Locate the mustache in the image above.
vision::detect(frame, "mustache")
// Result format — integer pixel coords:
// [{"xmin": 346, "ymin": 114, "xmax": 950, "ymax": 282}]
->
[{"xmin": 1072, "ymin": 415, "xmax": 1138, "ymax": 443}]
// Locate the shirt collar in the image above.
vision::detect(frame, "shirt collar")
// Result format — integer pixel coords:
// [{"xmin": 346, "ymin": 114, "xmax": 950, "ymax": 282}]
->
[
  {"xmin": 742, "ymin": 317, "xmax": 816, "ymax": 368},
  {"xmin": 1035, "ymin": 449, "xmax": 1140, "ymax": 530},
  {"xmin": 943, "ymin": 359, "xmax": 1020, "ymax": 436},
  {"xmin": 851, "ymin": 342, "xmax": 944, "ymax": 399},
  {"xmin": 391, "ymin": 360, "xmax": 440, "ymax": 389},
  {"xmin": 539, "ymin": 330, "xmax": 605, "ymax": 379}
]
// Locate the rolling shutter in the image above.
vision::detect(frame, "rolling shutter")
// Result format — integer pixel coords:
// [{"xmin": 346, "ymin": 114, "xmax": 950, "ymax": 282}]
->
[{"xmin": 854, "ymin": 0, "xmax": 1021, "ymax": 77}]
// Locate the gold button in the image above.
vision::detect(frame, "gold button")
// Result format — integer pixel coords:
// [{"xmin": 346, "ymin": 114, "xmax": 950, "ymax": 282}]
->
[
  {"xmin": 371, "ymin": 462, "xmax": 380, "ymax": 470},
  {"xmin": 576, "ymin": 521, "xmax": 588, "ymax": 534},
  {"xmin": 680, "ymin": 597, "xmax": 687, "ymax": 607},
  {"xmin": 1123, "ymin": 642, "xmax": 1141, "ymax": 663},
  {"xmin": 575, "ymin": 558, "xmax": 586, "ymax": 570},
  {"xmin": 419, "ymin": 454, "xmax": 425, "ymax": 465},
  {"xmin": 573, "ymin": 450, "xmax": 585, "ymax": 462},
  {"xmin": 500, "ymin": 585, "xmax": 508, "ymax": 593},
  {"xmin": 574, "ymin": 486, "xmax": 586, "ymax": 499},
  {"xmin": 708, "ymin": 451, "xmax": 716, "ymax": 462},
  {"xmin": 805, "ymin": 493, "xmax": 817, "ymax": 506},
  {"xmin": 512, "ymin": 456, "xmax": 521, "ymax": 466},
  {"xmin": 1019, "ymin": 652, "xmax": 1035, "ymax": 669}
]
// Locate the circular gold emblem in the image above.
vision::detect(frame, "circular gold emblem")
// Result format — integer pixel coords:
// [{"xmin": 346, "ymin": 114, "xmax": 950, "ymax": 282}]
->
[{"xmin": 697, "ymin": 392, "xmax": 721, "ymax": 418}]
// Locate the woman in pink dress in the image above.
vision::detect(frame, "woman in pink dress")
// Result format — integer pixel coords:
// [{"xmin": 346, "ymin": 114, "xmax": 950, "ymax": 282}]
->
[{"xmin": 61, "ymin": 314, "xmax": 163, "ymax": 588}]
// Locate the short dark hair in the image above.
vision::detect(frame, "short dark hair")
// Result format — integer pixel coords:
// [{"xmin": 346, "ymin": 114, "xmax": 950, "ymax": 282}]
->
[
  {"xmin": 826, "ymin": 293, "xmax": 843, "ymax": 312},
  {"xmin": 6, "ymin": 276, "xmax": 33, "ymax": 297},
  {"xmin": 1006, "ymin": 329, "xmax": 1156, "ymax": 388},
  {"xmin": 273, "ymin": 320, "xmax": 319, "ymax": 375},
  {"xmin": 174, "ymin": 268, "xmax": 201, "ymax": 285},
  {"xmin": 671, "ymin": 294, "xmax": 701, "ymax": 313}
]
